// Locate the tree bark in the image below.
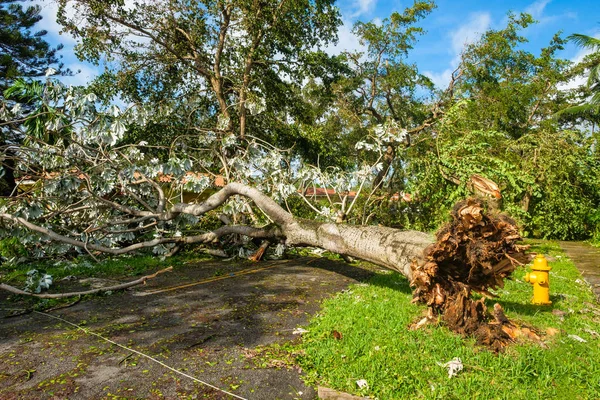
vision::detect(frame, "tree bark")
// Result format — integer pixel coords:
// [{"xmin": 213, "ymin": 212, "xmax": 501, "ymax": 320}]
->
[
  {"xmin": 372, "ymin": 144, "xmax": 395, "ymax": 190},
  {"xmin": 284, "ymin": 220, "xmax": 431, "ymax": 279}
]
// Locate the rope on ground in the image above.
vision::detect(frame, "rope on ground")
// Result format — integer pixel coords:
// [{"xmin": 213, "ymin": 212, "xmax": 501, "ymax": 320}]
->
[
  {"xmin": 33, "ymin": 310, "xmax": 248, "ymax": 400},
  {"xmin": 137, "ymin": 261, "xmax": 286, "ymax": 296}
]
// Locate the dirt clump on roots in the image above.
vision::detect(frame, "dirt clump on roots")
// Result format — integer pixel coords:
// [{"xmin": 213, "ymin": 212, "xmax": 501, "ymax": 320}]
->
[{"xmin": 411, "ymin": 198, "xmax": 532, "ymax": 351}]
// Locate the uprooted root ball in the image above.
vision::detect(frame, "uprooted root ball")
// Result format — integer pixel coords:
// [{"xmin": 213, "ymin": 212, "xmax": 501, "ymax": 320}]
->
[{"xmin": 411, "ymin": 198, "xmax": 531, "ymax": 351}]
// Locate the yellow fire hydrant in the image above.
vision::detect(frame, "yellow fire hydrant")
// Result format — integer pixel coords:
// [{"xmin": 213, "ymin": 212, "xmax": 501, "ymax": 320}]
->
[{"xmin": 524, "ymin": 254, "xmax": 552, "ymax": 305}]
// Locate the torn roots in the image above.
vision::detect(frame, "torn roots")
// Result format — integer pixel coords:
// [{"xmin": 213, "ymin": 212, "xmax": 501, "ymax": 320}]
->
[{"xmin": 411, "ymin": 198, "xmax": 531, "ymax": 351}]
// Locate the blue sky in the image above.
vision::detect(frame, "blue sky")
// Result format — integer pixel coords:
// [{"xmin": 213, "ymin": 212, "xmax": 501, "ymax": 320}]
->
[{"xmin": 32, "ymin": 0, "xmax": 600, "ymax": 89}]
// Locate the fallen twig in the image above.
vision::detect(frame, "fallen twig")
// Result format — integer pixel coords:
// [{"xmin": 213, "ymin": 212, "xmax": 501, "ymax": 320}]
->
[
  {"xmin": 0, "ymin": 267, "xmax": 173, "ymax": 299},
  {"xmin": 3, "ymin": 295, "xmax": 83, "ymax": 319}
]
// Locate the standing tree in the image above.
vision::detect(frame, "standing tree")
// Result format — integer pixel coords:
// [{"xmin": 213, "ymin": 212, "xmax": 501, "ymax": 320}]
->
[
  {"xmin": 559, "ymin": 33, "xmax": 600, "ymax": 129},
  {"xmin": 354, "ymin": 13, "xmax": 600, "ymax": 240},
  {"xmin": 57, "ymin": 0, "xmax": 342, "ymax": 141},
  {"xmin": 1, "ymin": 0, "xmax": 68, "ymax": 196},
  {"xmin": 0, "ymin": 0, "xmax": 66, "ymax": 90},
  {"xmin": 331, "ymin": 0, "xmax": 437, "ymax": 190}
]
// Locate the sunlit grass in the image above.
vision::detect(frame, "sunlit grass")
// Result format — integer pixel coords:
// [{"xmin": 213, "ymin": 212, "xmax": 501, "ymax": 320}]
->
[{"xmin": 297, "ymin": 241, "xmax": 600, "ymax": 399}]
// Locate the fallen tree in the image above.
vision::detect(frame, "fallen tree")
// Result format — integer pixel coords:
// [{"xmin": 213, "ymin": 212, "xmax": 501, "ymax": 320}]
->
[
  {"xmin": 0, "ymin": 79, "xmax": 531, "ymax": 350},
  {"xmin": 0, "ymin": 181, "xmax": 529, "ymax": 349}
]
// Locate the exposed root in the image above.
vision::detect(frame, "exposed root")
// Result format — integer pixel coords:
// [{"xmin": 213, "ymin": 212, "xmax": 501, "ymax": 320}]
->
[{"xmin": 411, "ymin": 198, "xmax": 532, "ymax": 350}]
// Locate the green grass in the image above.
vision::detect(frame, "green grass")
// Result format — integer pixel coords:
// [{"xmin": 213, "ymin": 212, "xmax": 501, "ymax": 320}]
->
[{"xmin": 297, "ymin": 241, "xmax": 600, "ymax": 399}]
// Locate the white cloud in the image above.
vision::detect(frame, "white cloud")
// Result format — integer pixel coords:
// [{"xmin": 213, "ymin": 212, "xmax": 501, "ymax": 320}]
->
[
  {"xmin": 425, "ymin": 69, "xmax": 454, "ymax": 91},
  {"xmin": 525, "ymin": 0, "xmax": 551, "ymax": 20},
  {"xmin": 523, "ymin": 0, "xmax": 576, "ymax": 25},
  {"xmin": 424, "ymin": 12, "xmax": 491, "ymax": 89},
  {"xmin": 351, "ymin": 0, "xmax": 377, "ymax": 18},
  {"xmin": 558, "ymin": 34, "xmax": 600, "ymax": 91},
  {"xmin": 325, "ymin": 19, "xmax": 366, "ymax": 56},
  {"xmin": 32, "ymin": 0, "xmax": 77, "ymax": 45},
  {"xmin": 57, "ymin": 63, "xmax": 99, "ymax": 87},
  {"xmin": 450, "ymin": 12, "xmax": 491, "ymax": 55}
]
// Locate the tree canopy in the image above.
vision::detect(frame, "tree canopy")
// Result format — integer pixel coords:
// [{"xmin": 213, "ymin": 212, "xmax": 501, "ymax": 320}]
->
[{"xmin": 0, "ymin": 0, "xmax": 598, "ymax": 278}]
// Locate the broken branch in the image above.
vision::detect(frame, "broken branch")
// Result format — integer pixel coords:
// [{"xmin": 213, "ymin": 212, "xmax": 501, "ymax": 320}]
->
[{"xmin": 0, "ymin": 267, "xmax": 173, "ymax": 299}]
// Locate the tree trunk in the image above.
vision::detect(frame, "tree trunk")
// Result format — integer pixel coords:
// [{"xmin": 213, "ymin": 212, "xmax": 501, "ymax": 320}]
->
[
  {"xmin": 179, "ymin": 184, "xmax": 529, "ymax": 349},
  {"xmin": 284, "ymin": 220, "xmax": 432, "ymax": 279},
  {"xmin": 0, "ymin": 146, "xmax": 17, "ymax": 197},
  {"xmin": 0, "ymin": 183, "xmax": 529, "ymax": 349},
  {"xmin": 372, "ymin": 144, "xmax": 395, "ymax": 190}
]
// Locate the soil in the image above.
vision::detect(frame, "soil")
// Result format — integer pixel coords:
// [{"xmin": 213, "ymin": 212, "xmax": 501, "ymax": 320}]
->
[
  {"xmin": 559, "ymin": 241, "xmax": 600, "ymax": 301},
  {"xmin": 0, "ymin": 256, "xmax": 376, "ymax": 399}
]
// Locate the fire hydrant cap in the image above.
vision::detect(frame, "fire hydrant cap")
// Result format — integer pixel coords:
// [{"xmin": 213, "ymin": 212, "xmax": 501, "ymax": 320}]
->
[{"xmin": 533, "ymin": 254, "xmax": 551, "ymax": 271}]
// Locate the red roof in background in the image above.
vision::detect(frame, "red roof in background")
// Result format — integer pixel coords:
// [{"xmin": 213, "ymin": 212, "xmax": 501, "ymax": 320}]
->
[{"xmin": 156, "ymin": 172, "xmax": 225, "ymax": 187}]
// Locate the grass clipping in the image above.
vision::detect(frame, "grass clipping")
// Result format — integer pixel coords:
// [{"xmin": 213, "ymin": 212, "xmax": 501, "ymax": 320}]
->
[{"xmin": 411, "ymin": 198, "xmax": 531, "ymax": 351}]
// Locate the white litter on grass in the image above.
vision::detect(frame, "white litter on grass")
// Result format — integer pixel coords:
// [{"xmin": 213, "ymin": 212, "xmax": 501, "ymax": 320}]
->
[
  {"xmin": 437, "ymin": 357, "xmax": 464, "ymax": 378},
  {"xmin": 584, "ymin": 329, "xmax": 599, "ymax": 338},
  {"xmin": 568, "ymin": 334, "xmax": 587, "ymax": 343},
  {"xmin": 292, "ymin": 328, "xmax": 308, "ymax": 335},
  {"xmin": 356, "ymin": 379, "xmax": 368, "ymax": 389}
]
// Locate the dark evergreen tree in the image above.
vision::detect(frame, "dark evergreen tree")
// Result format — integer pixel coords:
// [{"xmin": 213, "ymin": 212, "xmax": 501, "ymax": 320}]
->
[
  {"xmin": 0, "ymin": 0, "xmax": 66, "ymax": 90},
  {"xmin": 0, "ymin": 0, "xmax": 65, "ymax": 196}
]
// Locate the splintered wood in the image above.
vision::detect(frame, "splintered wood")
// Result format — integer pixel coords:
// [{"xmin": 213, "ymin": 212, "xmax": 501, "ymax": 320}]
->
[{"xmin": 411, "ymin": 198, "xmax": 533, "ymax": 351}]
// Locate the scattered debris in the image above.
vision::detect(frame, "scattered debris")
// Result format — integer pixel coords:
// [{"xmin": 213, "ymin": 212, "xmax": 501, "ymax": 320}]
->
[
  {"xmin": 552, "ymin": 309, "xmax": 567, "ymax": 321},
  {"xmin": 0, "ymin": 267, "xmax": 173, "ymax": 299},
  {"xmin": 437, "ymin": 357, "xmax": 464, "ymax": 378},
  {"xmin": 568, "ymin": 334, "xmax": 587, "ymax": 343},
  {"xmin": 292, "ymin": 328, "xmax": 308, "ymax": 335},
  {"xmin": 583, "ymin": 329, "xmax": 599, "ymax": 338},
  {"xmin": 355, "ymin": 379, "xmax": 368, "ymax": 389},
  {"xmin": 409, "ymin": 316, "xmax": 433, "ymax": 331},
  {"xmin": 546, "ymin": 327, "xmax": 560, "ymax": 336},
  {"xmin": 248, "ymin": 241, "xmax": 270, "ymax": 262}
]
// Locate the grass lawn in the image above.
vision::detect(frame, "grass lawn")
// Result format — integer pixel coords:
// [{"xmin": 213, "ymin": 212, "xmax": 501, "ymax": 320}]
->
[{"xmin": 297, "ymin": 241, "xmax": 600, "ymax": 399}]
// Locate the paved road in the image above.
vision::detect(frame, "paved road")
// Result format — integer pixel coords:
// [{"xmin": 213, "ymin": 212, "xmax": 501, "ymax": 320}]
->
[
  {"xmin": 560, "ymin": 241, "xmax": 600, "ymax": 301},
  {"xmin": 0, "ymin": 257, "xmax": 375, "ymax": 399}
]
